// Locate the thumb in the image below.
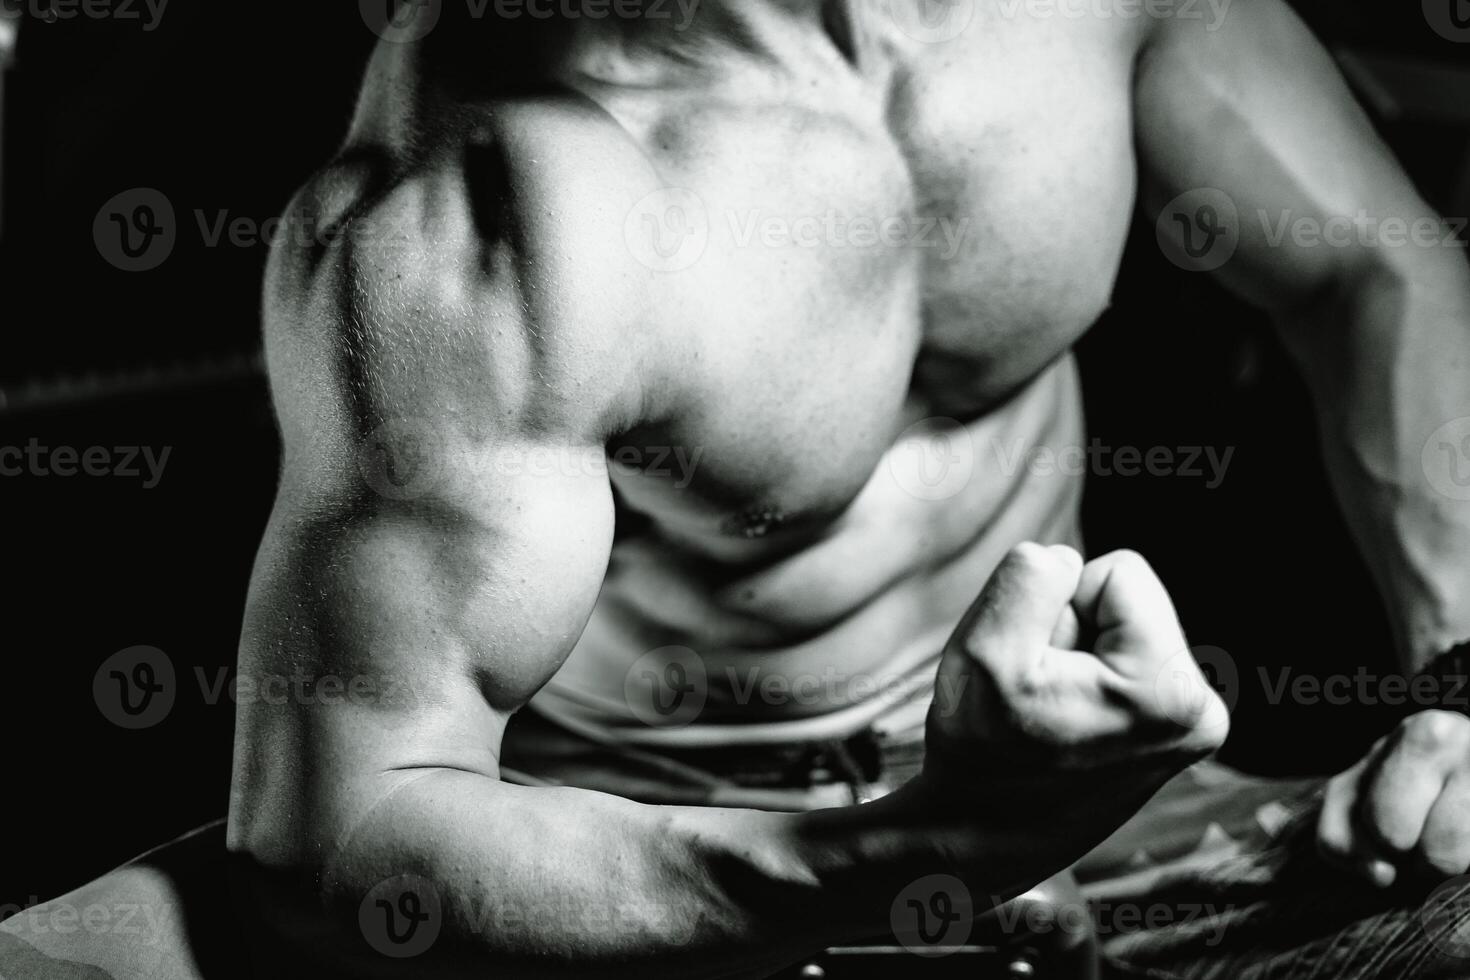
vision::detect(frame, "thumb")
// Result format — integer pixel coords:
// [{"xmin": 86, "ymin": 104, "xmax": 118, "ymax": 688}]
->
[{"xmin": 957, "ymin": 543, "xmax": 1085, "ymax": 670}]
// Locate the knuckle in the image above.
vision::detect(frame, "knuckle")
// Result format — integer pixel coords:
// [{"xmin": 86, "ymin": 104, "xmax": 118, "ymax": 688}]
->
[
  {"xmin": 1171, "ymin": 715, "xmax": 1228, "ymax": 760},
  {"xmin": 1050, "ymin": 543, "xmax": 1084, "ymax": 570},
  {"xmin": 1323, "ymin": 769, "xmax": 1354, "ymax": 803},
  {"xmin": 1401, "ymin": 711, "xmax": 1470, "ymax": 753},
  {"xmin": 1108, "ymin": 547, "xmax": 1149, "ymax": 568},
  {"xmin": 1367, "ymin": 804, "xmax": 1419, "ymax": 852},
  {"xmin": 1423, "ymin": 843, "xmax": 1470, "ymax": 878},
  {"xmin": 1194, "ymin": 713, "xmax": 1229, "ymax": 751},
  {"xmin": 1005, "ymin": 541, "xmax": 1050, "ymax": 573},
  {"xmin": 1423, "ymin": 825, "xmax": 1470, "ymax": 872},
  {"xmin": 1144, "ymin": 669, "xmax": 1228, "ymax": 744},
  {"xmin": 1103, "ymin": 548, "xmax": 1152, "ymax": 578}
]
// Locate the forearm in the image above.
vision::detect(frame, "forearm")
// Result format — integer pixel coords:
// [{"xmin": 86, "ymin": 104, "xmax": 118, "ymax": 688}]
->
[
  {"xmin": 233, "ymin": 512, "xmax": 982, "ymax": 976},
  {"xmin": 1283, "ymin": 246, "xmax": 1470, "ymax": 666},
  {"xmin": 273, "ymin": 769, "xmax": 970, "ymax": 979}
]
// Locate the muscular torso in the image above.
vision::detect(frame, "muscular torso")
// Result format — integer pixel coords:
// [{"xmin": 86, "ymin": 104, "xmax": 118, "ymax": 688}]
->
[{"xmin": 267, "ymin": 1, "xmax": 1146, "ymax": 737}]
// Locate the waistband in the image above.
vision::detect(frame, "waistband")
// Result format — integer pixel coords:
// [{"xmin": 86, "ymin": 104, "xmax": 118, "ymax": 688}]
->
[{"xmin": 500, "ymin": 703, "xmax": 928, "ymax": 810}]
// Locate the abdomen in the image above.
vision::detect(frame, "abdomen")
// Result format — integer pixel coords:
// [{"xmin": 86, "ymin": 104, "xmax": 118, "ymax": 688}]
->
[{"xmin": 530, "ymin": 354, "xmax": 1087, "ymax": 743}]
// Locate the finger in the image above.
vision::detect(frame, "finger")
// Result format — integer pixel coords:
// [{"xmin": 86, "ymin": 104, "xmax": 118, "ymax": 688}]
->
[
  {"xmin": 1072, "ymin": 551, "xmax": 1225, "ymax": 744},
  {"xmin": 1359, "ymin": 724, "xmax": 1455, "ymax": 862},
  {"xmin": 1049, "ymin": 602, "xmax": 1081, "ymax": 650},
  {"xmin": 1318, "ymin": 751, "xmax": 1397, "ymax": 887},
  {"xmin": 958, "ymin": 543, "xmax": 1084, "ymax": 666},
  {"xmin": 1071, "ymin": 550, "xmax": 1186, "ymax": 672},
  {"xmin": 1419, "ymin": 769, "xmax": 1470, "ymax": 879}
]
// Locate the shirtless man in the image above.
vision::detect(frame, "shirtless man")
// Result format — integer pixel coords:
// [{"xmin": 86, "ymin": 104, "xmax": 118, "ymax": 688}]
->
[{"xmin": 7, "ymin": 1, "xmax": 1470, "ymax": 977}]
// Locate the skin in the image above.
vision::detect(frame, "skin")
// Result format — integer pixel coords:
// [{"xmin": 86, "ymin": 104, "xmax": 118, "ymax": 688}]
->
[{"xmin": 222, "ymin": 0, "xmax": 1470, "ymax": 974}]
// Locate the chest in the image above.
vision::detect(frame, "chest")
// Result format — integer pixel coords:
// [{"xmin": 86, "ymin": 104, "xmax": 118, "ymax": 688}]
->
[{"xmin": 607, "ymin": 8, "xmax": 1140, "ymax": 545}]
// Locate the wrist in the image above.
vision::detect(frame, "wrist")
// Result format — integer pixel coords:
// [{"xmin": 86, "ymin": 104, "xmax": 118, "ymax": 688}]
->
[{"xmin": 785, "ymin": 778, "xmax": 981, "ymax": 942}]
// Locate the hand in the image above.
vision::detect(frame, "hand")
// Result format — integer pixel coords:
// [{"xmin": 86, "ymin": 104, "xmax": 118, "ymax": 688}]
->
[
  {"xmin": 919, "ymin": 543, "xmax": 1229, "ymax": 886},
  {"xmin": 1318, "ymin": 710, "xmax": 1470, "ymax": 887}
]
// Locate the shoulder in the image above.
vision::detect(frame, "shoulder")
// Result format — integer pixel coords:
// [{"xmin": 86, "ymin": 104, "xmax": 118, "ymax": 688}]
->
[{"xmin": 262, "ymin": 97, "xmax": 671, "ymax": 471}]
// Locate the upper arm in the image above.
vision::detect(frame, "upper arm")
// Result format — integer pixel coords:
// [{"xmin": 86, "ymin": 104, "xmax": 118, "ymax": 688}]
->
[
  {"xmin": 1134, "ymin": 0, "xmax": 1438, "ymax": 314},
  {"xmin": 231, "ymin": 145, "xmax": 637, "ymax": 863}
]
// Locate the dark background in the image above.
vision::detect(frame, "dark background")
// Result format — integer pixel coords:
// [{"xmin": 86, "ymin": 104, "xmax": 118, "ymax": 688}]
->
[{"xmin": 0, "ymin": 2, "xmax": 1466, "ymax": 916}]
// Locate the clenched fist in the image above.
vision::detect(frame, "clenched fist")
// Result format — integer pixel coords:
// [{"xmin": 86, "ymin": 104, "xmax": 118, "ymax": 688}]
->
[
  {"xmin": 917, "ymin": 543, "xmax": 1229, "ymax": 890},
  {"xmin": 1319, "ymin": 709, "xmax": 1470, "ymax": 887}
]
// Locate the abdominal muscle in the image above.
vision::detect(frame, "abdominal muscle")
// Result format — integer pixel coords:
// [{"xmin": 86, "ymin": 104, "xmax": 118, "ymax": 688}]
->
[{"xmin": 529, "ymin": 355, "xmax": 1087, "ymax": 748}]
